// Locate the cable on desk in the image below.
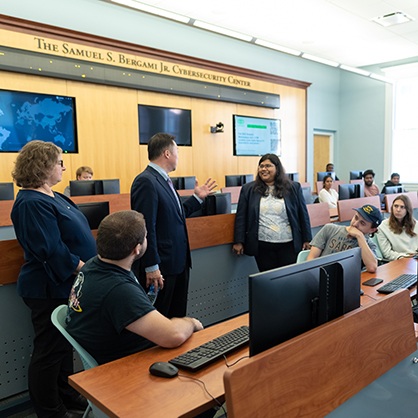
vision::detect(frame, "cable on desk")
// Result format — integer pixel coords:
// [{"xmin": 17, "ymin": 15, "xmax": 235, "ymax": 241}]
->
[
  {"xmin": 177, "ymin": 374, "xmax": 227, "ymax": 417},
  {"xmin": 223, "ymin": 354, "xmax": 249, "ymax": 368}
]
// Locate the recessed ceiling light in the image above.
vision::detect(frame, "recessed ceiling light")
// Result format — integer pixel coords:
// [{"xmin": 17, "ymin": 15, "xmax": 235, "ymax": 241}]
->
[
  {"xmin": 193, "ymin": 21, "xmax": 253, "ymax": 42},
  {"xmin": 254, "ymin": 39, "xmax": 301, "ymax": 56},
  {"xmin": 369, "ymin": 73, "xmax": 395, "ymax": 84},
  {"xmin": 340, "ymin": 65, "xmax": 371, "ymax": 77},
  {"xmin": 111, "ymin": 0, "xmax": 190, "ymax": 23},
  {"xmin": 372, "ymin": 11, "xmax": 414, "ymax": 27},
  {"xmin": 301, "ymin": 53, "xmax": 339, "ymax": 67}
]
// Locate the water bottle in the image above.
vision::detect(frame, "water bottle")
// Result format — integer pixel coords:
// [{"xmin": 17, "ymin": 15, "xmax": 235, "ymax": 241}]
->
[{"xmin": 147, "ymin": 284, "xmax": 158, "ymax": 305}]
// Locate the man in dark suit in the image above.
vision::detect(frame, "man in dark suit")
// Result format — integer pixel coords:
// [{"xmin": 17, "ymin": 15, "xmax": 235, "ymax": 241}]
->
[{"xmin": 131, "ymin": 133, "xmax": 216, "ymax": 318}]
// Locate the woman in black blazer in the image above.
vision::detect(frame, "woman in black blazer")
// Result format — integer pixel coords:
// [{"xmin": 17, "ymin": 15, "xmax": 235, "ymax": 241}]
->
[{"xmin": 233, "ymin": 154, "xmax": 312, "ymax": 272}]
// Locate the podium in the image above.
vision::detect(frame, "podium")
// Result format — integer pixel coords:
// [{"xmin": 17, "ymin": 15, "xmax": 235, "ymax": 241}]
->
[{"xmin": 224, "ymin": 290, "xmax": 417, "ymax": 418}]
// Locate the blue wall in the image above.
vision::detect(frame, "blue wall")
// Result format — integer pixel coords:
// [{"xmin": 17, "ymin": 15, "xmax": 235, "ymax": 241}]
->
[{"xmin": 2, "ymin": 0, "xmax": 392, "ymax": 185}]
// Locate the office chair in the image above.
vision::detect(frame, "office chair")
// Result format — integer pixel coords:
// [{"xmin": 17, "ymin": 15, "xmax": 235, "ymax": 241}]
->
[
  {"xmin": 296, "ymin": 250, "xmax": 310, "ymax": 263},
  {"xmin": 369, "ymin": 234, "xmax": 385, "ymax": 264},
  {"xmin": 51, "ymin": 305, "xmax": 109, "ymax": 418}
]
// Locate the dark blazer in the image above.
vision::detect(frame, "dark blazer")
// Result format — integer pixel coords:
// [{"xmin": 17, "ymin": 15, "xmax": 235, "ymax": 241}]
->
[
  {"xmin": 130, "ymin": 166, "xmax": 201, "ymax": 275},
  {"xmin": 234, "ymin": 181, "xmax": 312, "ymax": 256}
]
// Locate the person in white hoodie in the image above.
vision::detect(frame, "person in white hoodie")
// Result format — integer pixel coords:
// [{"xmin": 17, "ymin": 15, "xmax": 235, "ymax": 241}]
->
[{"xmin": 377, "ymin": 195, "xmax": 418, "ymax": 261}]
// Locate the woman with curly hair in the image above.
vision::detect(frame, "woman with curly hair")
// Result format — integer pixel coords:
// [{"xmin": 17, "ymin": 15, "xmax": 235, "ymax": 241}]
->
[
  {"xmin": 11, "ymin": 141, "xmax": 97, "ymax": 418},
  {"xmin": 377, "ymin": 195, "xmax": 418, "ymax": 261},
  {"xmin": 233, "ymin": 153, "xmax": 311, "ymax": 272}
]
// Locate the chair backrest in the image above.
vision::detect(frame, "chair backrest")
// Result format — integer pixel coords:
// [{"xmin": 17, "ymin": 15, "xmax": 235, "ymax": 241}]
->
[
  {"xmin": 385, "ymin": 191, "xmax": 418, "ymax": 211},
  {"xmin": 296, "ymin": 250, "xmax": 310, "ymax": 263},
  {"xmin": 337, "ymin": 195, "xmax": 381, "ymax": 222},
  {"xmin": 51, "ymin": 305, "xmax": 98, "ymax": 371},
  {"xmin": 221, "ymin": 186, "xmax": 242, "ymax": 204},
  {"xmin": 306, "ymin": 202, "xmax": 330, "ymax": 228},
  {"xmin": 369, "ymin": 234, "xmax": 383, "ymax": 261}
]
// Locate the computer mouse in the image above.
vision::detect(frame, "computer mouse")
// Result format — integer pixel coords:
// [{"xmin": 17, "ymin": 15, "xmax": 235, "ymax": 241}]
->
[{"xmin": 149, "ymin": 362, "xmax": 179, "ymax": 378}]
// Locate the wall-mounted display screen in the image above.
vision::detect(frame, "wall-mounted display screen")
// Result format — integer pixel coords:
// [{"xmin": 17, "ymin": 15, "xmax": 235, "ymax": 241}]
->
[
  {"xmin": 233, "ymin": 115, "xmax": 281, "ymax": 156},
  {"xmin": 0, "ymin": 89, "xmax": 78, "ymax": 153},
  {"xmin": 138, "ymin": 104, "xmax": 192, "ymax": 146}
]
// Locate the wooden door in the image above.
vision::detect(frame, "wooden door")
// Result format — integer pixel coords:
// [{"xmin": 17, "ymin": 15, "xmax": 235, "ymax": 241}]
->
[{"xmin": 313, "ymin": 134, "xmax": 331, "ymax": 192}]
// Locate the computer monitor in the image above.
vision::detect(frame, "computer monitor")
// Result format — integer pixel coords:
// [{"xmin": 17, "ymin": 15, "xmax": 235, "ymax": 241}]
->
[
  {"xmin": 286, "ymin": 173, "xmax": 299, "ymax": 182},
  {"xmin": 0, "ymin": 182, "xmax": 14, "ymax": 200},
  {"xmin": 302, "ymin": 186, "xmax": 312, "ymax": 205},
  {"xmin": 69, "ymin": 180, "xmax": 96, "ymax": 197},
  {"xmin": 338, "ymin": 183, "xmax": 365, "ymax": 200},
  {"xmin": 317, "ymin": 172, "xmax": 335, "ymax": 181},
  {"xmin": 101, "ymin": 179, "xmax": 120, "ymax": 195},
  {"xmin": 225, "ymin": 174, "xmax": 254, "ymax": 187},
  {"xmin": 203, "ymin": 193, "xmax": 232, "ymax": 216},
  {"xmin": 178, "ymin": 195, "xmax": 203, "ymax": 218},
  {"xmin": 76, "ymin": 201, "xmax": 110, "ymax": 230},
  {"xmin": 349, "ymin": 171, "xmax": 363, "ymax": 180},
  {"xmin": 249, "ymin": 248, "xmax": 362, "ymax": 357},
  {"xmin": 170, "ymin": 176, "xmax": 196, "ymax": 190},
  {"xmin": 384, "ymin": 186, "xmax": 404, "ymax": 194}
]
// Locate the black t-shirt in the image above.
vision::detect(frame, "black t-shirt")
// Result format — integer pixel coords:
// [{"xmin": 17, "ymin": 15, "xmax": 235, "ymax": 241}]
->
[{"xmin": 66, "ymin": 256, "xmax": 155, "ymax": 364}]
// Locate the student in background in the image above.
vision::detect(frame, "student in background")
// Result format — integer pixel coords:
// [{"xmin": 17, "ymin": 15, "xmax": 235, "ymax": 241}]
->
[
  {"xmin": 381, "ymin": 172, "xmax": 402, "ymax": 194},
  {"xmin": 326, "ymin": 163, "xmax": 339, "ymax": 181},
  {"xmin": 377, "ymin": 195, "xmax": 418, "ymax": 261},
  {"xmin": 363, "ymin": 169, "xmax": 380, "ymax": 197},
  {"xmin": 63, "ymin": 166, "xmax": 93, "ymax": 197},
  {"xmin": 318, "ymin": 175, "xmax": 338, "ymax": 208}
]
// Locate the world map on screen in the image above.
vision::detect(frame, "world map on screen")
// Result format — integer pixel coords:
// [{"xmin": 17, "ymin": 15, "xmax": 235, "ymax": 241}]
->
[{"xmin": 0, "ymin": 92, "xmax": 76, "ymax": 152}]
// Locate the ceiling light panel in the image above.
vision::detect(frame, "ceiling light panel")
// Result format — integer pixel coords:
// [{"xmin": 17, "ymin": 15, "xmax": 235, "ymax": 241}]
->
[
  {"xmin": 193, "ymin": 21, "xmax": 253, "ymax": 42},
  {"xmin": 111, "ymin": 0, "xmax": 190, "ymax": 23}
]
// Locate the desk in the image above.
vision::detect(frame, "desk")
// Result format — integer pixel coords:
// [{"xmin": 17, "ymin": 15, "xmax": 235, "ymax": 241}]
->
[
  {"xmin": 69, "ymin": 315, "xmax": 248, "ymax": 418},
  {"xmin": 360, "ymin": 257, "xmax": 417, "ymax": 302},
  {"xmin": 69, "ymin": 259, "xmax": 418, "ymax": 418}
]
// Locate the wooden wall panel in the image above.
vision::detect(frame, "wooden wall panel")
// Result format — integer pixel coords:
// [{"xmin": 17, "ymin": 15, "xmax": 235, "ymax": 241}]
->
[
  {"xmin": 274, "ymin": 85, "xmax": 306, "ymax": 181},
  {"xmin": 61, "ymin": 82, "xmax": 140, "ymax": 194},
  {"xmin": 191, "ymin": 99, "xmax": 237, "ymax": 187},
  {"xmin": 0, "ymin": 72, "xmax": 307, "ymax": 194}
]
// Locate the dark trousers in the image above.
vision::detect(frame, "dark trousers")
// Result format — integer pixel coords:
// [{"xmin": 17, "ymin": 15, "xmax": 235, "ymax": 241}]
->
[
  {"xmin": 23, "ymin": 297, "xmax": 80, "ymax": 418},
  {"xmin": 138, "ymin": 268, "xmax": 190, "ymax": 318},
  {"xmin": 255, "ymin": 241, "xmax": 297, "ymax": 272}
]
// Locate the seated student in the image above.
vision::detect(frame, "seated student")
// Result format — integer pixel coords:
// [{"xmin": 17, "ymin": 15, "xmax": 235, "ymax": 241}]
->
[
  {"xmin": 326, "ymin": 163, "xmax": 339, "ymax": 181},
  {"xmin": 66, "ymin": 210, "xmax": 203, "ymax": 365},
  {"xmin": 63, "ymin": 166, "xmax": 94, "ymax": 197},
  {"xmin": 381, "ymin": 172, "xmax": 402, "ymax": 194},
  {"xmin": 318, "ymin": 175, "xmax": 338, "ymax": 208},
  {"xmin": 377, "ymin": 195, "xmax": 418, "ymax": 261},
  {"xmin": 307, "ymin": 204, "xmax": 382, "ymax": 273},
  {"xmin": 363, "ymin": 169, "xmax": 380, "ymax": 197}
]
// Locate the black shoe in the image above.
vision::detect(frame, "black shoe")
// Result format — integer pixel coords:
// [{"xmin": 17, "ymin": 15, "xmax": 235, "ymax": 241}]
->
[{"xmin": 64, "ymin": 394, "xmax": 88, "ymax": 412}]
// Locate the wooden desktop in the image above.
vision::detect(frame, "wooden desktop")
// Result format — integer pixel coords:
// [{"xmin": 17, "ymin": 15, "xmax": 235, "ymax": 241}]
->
[{"xmin": 68, "ymin": 258, "xmax": 418, "ymax": 418}]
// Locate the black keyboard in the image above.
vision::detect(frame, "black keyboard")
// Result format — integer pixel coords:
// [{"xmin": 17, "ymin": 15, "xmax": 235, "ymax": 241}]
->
[
  {"xmin": 169, "ymin": 326, "xmax": 249, "ymax": 371},
  {"xmin": 376, "ymin": 274, "xmax": 417, "ymax": 294}
]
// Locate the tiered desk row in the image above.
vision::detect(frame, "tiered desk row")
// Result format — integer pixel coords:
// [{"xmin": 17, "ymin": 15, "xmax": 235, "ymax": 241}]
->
[{"xmin": 1, "ymin": 189, "xmax": 418, "ymax": 417}]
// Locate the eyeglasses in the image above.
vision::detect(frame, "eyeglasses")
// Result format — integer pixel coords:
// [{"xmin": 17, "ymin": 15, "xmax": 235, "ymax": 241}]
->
[
  {"xmin": 57, "ymin": 160, "xmax": 64, "ymax": 167},
  {"xmin": 259, "ymin": 164, "xmax": 274, "ymax": 169}
]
